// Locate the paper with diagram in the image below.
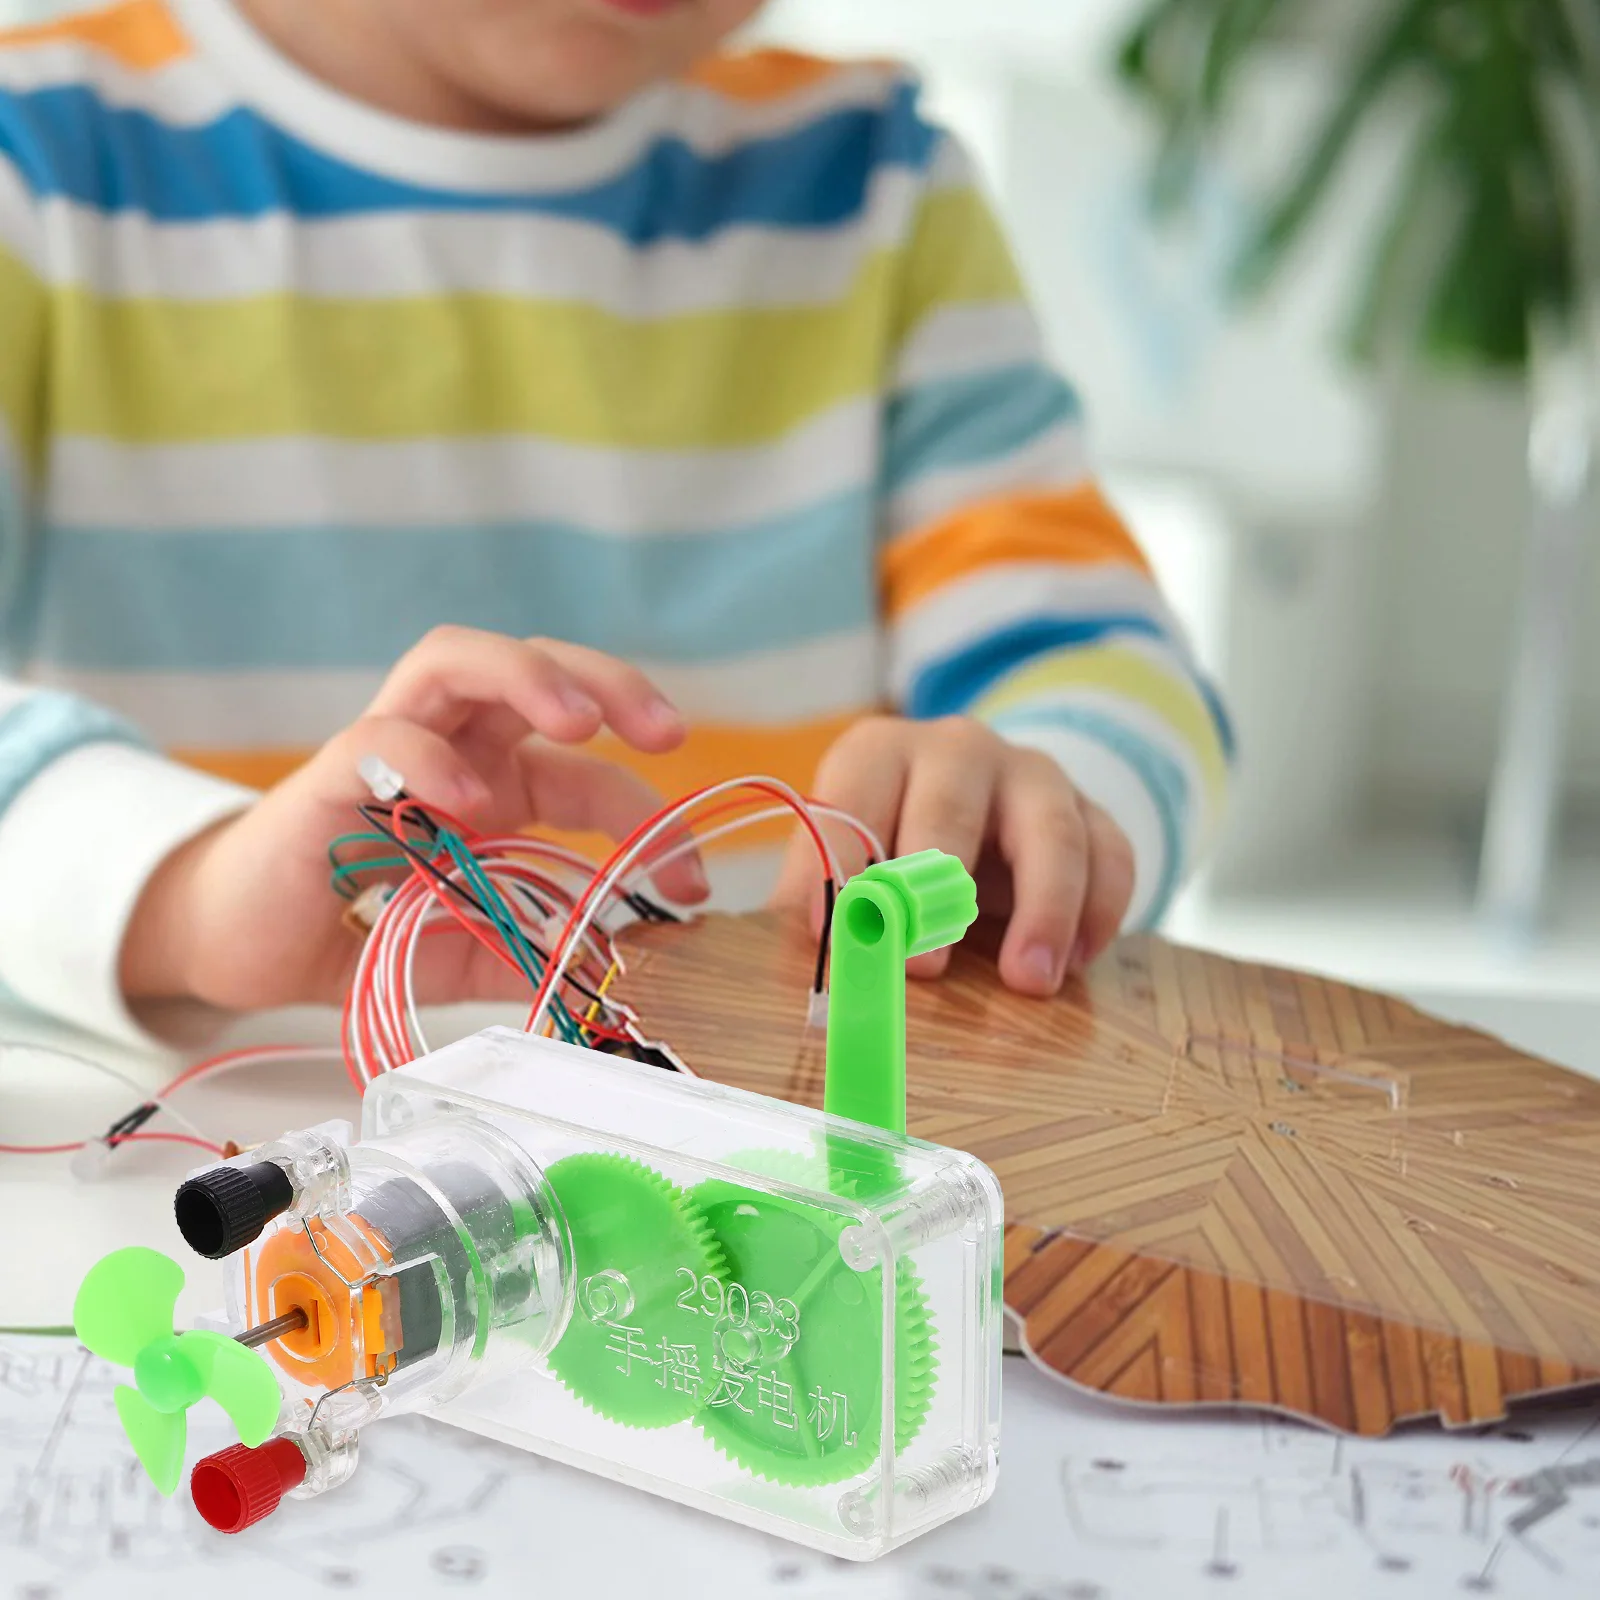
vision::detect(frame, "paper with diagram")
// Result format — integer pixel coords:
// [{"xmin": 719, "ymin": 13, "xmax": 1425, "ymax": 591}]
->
[{"xmin": 3, "ymin": 1334, "xmax": 1598, "ymax": 1598}]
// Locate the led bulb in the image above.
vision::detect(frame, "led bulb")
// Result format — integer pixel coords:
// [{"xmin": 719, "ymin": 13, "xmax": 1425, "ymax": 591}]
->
[{"xmin": 357, "ymin": 754, "xmax": 405, "ymax": 802}]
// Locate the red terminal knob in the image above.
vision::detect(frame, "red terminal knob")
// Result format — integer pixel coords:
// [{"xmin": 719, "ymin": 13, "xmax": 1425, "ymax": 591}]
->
[{"xmin": 190, "ymin": 1437, "xmax": 308, "ymax": 1534}]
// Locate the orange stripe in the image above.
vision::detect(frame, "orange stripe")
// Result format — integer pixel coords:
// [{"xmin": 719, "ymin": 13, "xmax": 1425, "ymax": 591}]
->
[
  {"xmin": 171, "ymin": 748, "xmax": 307, "ymax": 792},
  {"xmin": 0, "ymin": 0, "xmax": 191, "ymax": 69},
  {"xmin": 171, "ymin": 711, "xmax": 864, "ymax": 862},
  {"xmin": 683, "ymin": 49, "xmax": 847, "ymax": 103},
  {"xmin": 881, "ymin": 485, "xmax": 1150, "ymax": 620}
]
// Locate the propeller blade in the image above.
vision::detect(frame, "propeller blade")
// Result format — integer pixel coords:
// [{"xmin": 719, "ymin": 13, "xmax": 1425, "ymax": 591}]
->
[
  {"xmin": 178, "ymin": 1329, "xmax": 283, "ymax": 1447},
  {"xmin": 114, "ymin": 1384, "xmax": 187, "ymax": 1495},
  {"xmin": 74, "ymin": 1248, "xmax": 183, "ymax": 1368}
]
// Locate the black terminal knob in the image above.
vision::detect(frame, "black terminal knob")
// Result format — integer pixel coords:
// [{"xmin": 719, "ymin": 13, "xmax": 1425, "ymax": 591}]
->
[{"xmin": 174, "ymin": 1161, "xmax": 295, "ymax": 1259}]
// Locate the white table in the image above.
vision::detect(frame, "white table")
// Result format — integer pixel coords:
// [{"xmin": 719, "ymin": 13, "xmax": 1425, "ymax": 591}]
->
[{"xmin": 4, "ymin": 989, "xmax": 1599, "ymax": 1598}]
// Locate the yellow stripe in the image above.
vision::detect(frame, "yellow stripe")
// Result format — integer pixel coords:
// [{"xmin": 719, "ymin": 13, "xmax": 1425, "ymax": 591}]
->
[
  {"xmin": 893, "ymin": 187, "xmax": 1023, "ymax": 352},
  {"xmin": 172, "ymin": 711, "xmax": 866, "ymax": 861},
  {"xmin": 0, "ymin": 0, "xmax": 191, "ymax": 70},
  {"xmin": 0, "ymin": 246, "xmax": 45, "ymax": 475},
  {"xmin": 43, "ymin": 201, "xmax": 1021, "ymax": 447},
  {"xmin": 974, "ymin": 644, "xmax": 1228, "ymax": 804},
  {"xmin": 53, "ymin": 266, "xmax": 891, "ymax": 447}
]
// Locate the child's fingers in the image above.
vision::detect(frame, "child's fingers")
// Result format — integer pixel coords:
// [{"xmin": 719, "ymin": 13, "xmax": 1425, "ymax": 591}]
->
[
  {"xmin": 535, "ymin": 641, "xmax": 686, "ymax": 754},
  {"xmin": 517, "ymin": 743, "xmax": 710, "ymax": 905},
  {"xmin": 894, "ymin": 720, "xmax": 998, "ymax": 981},
  {"xmin": 369, "ymin": 627, "xmax": 607, "ymax": 745},
  {"xmin": 1072, "ymin": 800, "xmax": 1136, "ymax": 971},
  {"xmin": 993, "ymin": 751, "xmax": 1092, "ymax": 997},
  {"xmin": 769, "ymin": 717, "xmax": 909, "ymax": 921},
  {"xmin": 308, "ymin": 714, "xmax": 493, "ymax": 815}
]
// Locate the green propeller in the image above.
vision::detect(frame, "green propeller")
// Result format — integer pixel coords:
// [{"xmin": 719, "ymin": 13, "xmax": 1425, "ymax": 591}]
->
[{"xmin": 73, "ymin": 1246, "xmax": 283, "ymax": 1494}]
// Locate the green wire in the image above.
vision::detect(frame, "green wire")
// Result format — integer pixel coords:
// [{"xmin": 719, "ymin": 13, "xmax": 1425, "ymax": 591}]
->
[
  {"xmin": 440, "ymin": 831, "xmax": 586, "ymax": 1045},
  {"xmin": 326, "ymin": 817, "xmax": 589, "ymax": 1046},
  {"xmin": 327, "ymin": 829, "xmax": 438, "ymax": 900},
  {"xmin": 330, "ymin": 855, "xmax": 410, "ymax": 897}
]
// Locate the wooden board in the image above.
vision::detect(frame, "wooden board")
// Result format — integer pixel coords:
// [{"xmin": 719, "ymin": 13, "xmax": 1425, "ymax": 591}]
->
[{"xmin": 610, "ymin": 914, "xmax": 1600, "ymax": 1435}]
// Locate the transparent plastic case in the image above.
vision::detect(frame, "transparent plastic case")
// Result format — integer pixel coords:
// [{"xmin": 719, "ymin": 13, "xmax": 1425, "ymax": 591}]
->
[{"xmin": 222, "ymin": 1027, "xmax": 1004, "ymax": 1559}]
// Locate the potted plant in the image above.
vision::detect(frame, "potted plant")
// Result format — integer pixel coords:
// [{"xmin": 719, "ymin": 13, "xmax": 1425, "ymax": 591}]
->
[{"xmin": 1117, "ymin": 0, "xmax": 1599, "ymax": 934}]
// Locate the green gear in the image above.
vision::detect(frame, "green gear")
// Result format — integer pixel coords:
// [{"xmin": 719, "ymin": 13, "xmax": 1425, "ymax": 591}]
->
[
  {"xmin": 545, "ymin": 1153, "xmax": 725, "ymax": 1429},
  {"xmin": 689, "ymin": 1150, "xmax": 936, "ymax": 1487}
]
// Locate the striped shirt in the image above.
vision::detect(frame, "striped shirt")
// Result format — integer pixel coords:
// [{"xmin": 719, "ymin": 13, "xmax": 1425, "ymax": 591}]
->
[{"xmin": 0, "ymin": 0, "xmax": 1232, "ymax": 1042}]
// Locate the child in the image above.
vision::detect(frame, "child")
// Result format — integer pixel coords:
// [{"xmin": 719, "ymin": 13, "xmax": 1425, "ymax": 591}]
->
[{"xmin": 0, "ymin": 0, "xmax": 1232, "ymax": 1045}]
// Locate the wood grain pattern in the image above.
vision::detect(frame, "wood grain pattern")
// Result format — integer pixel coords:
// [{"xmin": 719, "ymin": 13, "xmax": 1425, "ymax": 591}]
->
[{"xmin": 611, "ymin": 914, "xmax": 1600, "ymax": 1435}]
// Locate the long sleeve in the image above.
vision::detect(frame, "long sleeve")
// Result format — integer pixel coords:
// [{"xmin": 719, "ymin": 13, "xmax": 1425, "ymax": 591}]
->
[
  {"xmin": 879, "ymin": 131, "xmax": 1233, "ymax": 928},
  {"xmin": 0, "ymin": 157, "xmax": 251, "ymax": 1044}
]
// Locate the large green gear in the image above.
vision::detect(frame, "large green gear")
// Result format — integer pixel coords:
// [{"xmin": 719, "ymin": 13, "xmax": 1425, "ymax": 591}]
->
[
  {"xmin": 688, "ymin": 1150, "xmax": 937, "ymax": 1487},
  {"xmin": 544, "ymin": 1153, "xmax": 725, "ymax": 1429}
]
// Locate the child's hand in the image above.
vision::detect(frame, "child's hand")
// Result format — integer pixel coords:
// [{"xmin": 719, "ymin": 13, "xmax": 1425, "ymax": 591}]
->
[
  {"xmin": 772, "ymin": 715, "xmax": 1135, "ymax": 996},
  {"xmin": 120, "ymin": 628, "xmax": 708, "ymax": 1012}
]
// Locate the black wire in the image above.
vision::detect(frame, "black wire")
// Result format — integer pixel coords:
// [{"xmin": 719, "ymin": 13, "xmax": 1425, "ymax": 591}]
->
[
  {"xmin": 354, "ymin": 802, "xmax": 492, "ymax": 921},
  {"xmin": 503, "ymin": 875, "xmax": 556, "ymax": 923},
  {"xmin": 352, "ymin": 799, "xmax": 620, "ymax": 1015},
  {"xmin": 807, "ymin": 855, "xmax": 877, "ymax": 999},
  {"xmin": 626, "ymin": 891, "xmax": 683, "ymax": 923},
  {"xmin": 812, "ymin": 878, "xmax": 836, "ymax": 996},
  {"xmin": 101, "ymin": 1102, "xmax": 159, "ymax": 1146}
]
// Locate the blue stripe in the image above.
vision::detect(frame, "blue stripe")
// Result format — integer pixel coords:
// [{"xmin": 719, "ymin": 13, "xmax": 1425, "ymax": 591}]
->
[
  {"xmin": 0, "ymin": 440, "xmax": 31, "ymax": 668},
  {"xmin": 29, "ymin": 491, "xmax": 878, "ymax": 672},
  {"xmin": 0, "ymin": 689, "xmax": 144, "ymax": 818},
  {"xmin": 1194, "ymin": 675, "xmax": 1236, "ymax": 763},
  {"xmin": 883, "ymin": 364, "xmax": 1080, "ymax": 495},
  {"xmin": 987, "ymin": 703, "xmax": 1188, "ymax": 928},
  {"xmin": 904, "ymin": 614, "xmax": 1170, "ymax": 720},
  {"xmin": 0, "ymin": 80, "xmax": 937, "ymax": 236}
]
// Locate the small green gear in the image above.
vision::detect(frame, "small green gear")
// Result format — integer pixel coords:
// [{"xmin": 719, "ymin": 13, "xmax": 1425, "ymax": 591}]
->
[
  {"xmin": 545, "ymin": 1153, "xmax": 725, "ymax": 1429},
  {"xmin": 689, "ymin": 1150, "xmax": 936, "ymax": 1487}
]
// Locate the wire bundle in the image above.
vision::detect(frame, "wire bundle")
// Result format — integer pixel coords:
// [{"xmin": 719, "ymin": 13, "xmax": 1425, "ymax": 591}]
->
[
  {"xmin": 340, "ymin": 775, "xmax": 882, "ymax": 1087},
  {"xmin": 0, "ymin": 773, "xmax": 881, "ymax": 1167}
]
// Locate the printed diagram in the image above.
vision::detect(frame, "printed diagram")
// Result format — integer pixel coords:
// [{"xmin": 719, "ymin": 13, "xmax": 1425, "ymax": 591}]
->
[
  {"xmin": 5, "ymin": 1336, "xmax": 1599, "ymax": 1599},
  {"xmin": 1054, "ymin": 1410, "xmax": 1600, "ymax": 1594},
  {"xmin": 0, "ymin": 1336, "xmax": 824, "ymax": 1600},
  {"xmin": 1, "ymin": 1339, "xmax": 525, "ymax": 1597}
]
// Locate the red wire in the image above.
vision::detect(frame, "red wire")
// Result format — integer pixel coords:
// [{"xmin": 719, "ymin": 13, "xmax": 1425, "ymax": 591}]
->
[
  {"xmin": 347, "ymin": 786, "xmax": 839, "ymax": 1079},
  {"xmin": 0, "ymin": 1130, "xmax": 225, "ymax": 1158},
  {"xmin": 526, "ymin": 779, "xmax": 833, "ymax": 1031},
  {"xmin": 156, "ymin": 1045, "xmax": 341, "ymax": 1100}
]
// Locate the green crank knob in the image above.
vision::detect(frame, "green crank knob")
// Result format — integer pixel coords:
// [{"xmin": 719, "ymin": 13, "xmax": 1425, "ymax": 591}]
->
[
  {"xmin": 825, "ymin": 850, "xmax": 978, "ymax": 1138},
  {"xmin": 850, "ymin": 850, "xmax": 979, "ymax": 958}
]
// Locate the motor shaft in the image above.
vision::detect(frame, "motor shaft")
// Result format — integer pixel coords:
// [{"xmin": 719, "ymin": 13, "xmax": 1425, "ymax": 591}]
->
[{"xmin": 235, "ymin": 1307, "xmax": 309, "ymax": 1349}]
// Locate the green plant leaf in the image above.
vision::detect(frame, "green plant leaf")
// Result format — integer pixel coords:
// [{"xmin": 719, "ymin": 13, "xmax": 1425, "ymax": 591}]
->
[
  {"xmin": 1201, "ymin": 0, "xmax": 1293, "ymax": 113},
  {"xmin": 1550, "ymin": 0, "xmax": 1600, "ymax": 95},
  {"xmin": 1115, "ymin": 0, "xmax": 1196, "ymax": 100},
  {"xmin": 1116, "ymin": 0, "xmax": 1592, "ymax": 371},
  {"xmin": 1234, "ymin": 0, "xmax": 1436, "ymax": 296},
  {"xmin": 1347, "ymin": 116, "xmax": 1458, "ymax": 360}
]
